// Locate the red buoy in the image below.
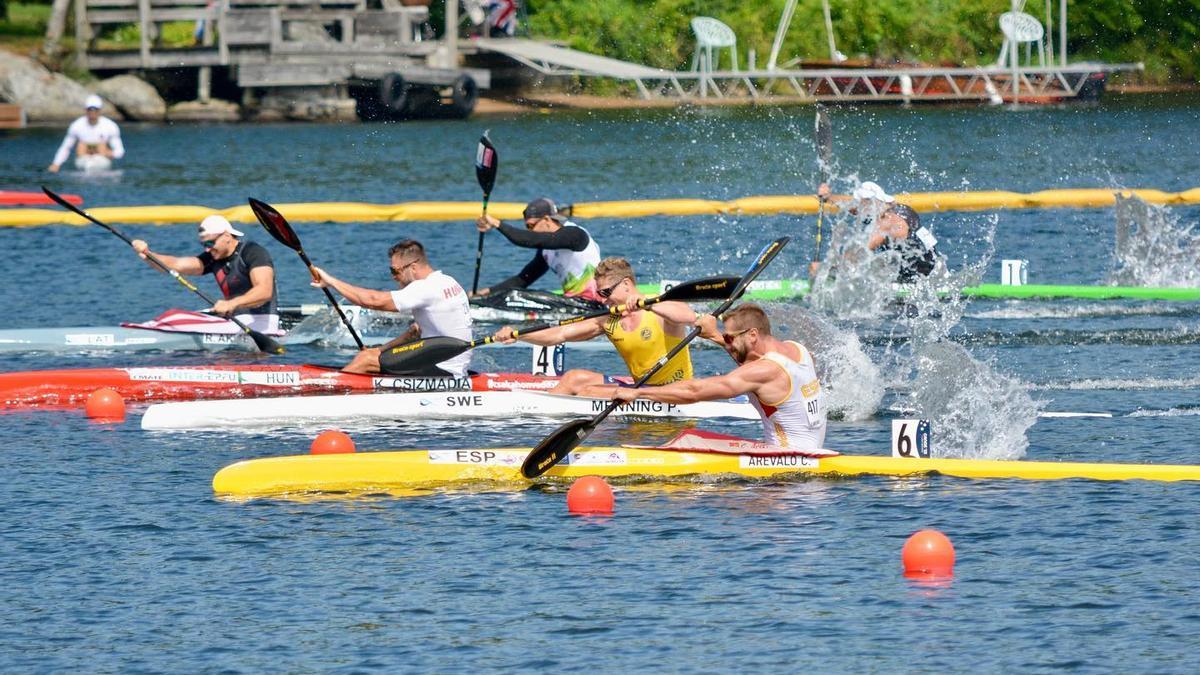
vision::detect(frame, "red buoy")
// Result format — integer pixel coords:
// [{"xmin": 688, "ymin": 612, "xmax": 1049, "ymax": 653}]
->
[
  {"xmin": 566, "ymin": 476, "xmax": 614, "ymax": 514},
  {"xmin": 902, "ymin": 529, "xmax": 955, "ymax": 578},
  {"xmin": 311, "ymin": 429, "xmax": 356, "ymax": 455},
  {"xmin": 85, "ymin": 388, "xmax": 126, "ymax": 421}
]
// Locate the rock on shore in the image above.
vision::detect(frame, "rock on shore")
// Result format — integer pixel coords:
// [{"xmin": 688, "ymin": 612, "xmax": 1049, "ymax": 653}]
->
[
  {"xmin": 0, "ymin": 50, "xmax": 122, "ymax": 121},
  {"xmin": 96, "ymin": 74, "xmax": 167, "ymax": 121}
]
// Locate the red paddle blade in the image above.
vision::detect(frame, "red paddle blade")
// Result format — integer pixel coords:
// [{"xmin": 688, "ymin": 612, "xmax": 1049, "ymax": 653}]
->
[
  {"xmin": 248, "ymin": 198, "xmax": 302, "ymax": 251},
  {"xmin": 475, "ymin": 131, "xmax": 498, "ymax": 196}
]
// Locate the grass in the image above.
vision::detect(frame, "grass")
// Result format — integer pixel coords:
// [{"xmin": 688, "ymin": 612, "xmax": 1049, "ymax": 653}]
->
[{"xmin": 0, "ymin": 1, "xmax": 50, "ymax": 37}]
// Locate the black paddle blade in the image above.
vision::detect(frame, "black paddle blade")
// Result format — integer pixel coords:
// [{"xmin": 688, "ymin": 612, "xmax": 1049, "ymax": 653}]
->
[
  {"xmin": 248, "ymin": 330, "xmax": 286, "ymax": 355},
  {"xmin": 248, "ymin": 198, "xmax": 302, "ymax": 251},
  {"xmin": 814, "ymin": 107, "xmax": 833, "ymax": 165},
  {"xmin": 378, "ymin": 336, "xmax": 472, "ymax": 375},
  {"xmin": 521, "ymin": 417, "xmax": 595, "ymax": 479},
  {"xmin": 41, "ymin": 186, "xmax": 77, "ymax": 212},
  {"xmin": 475, "ymin": 131, "xmax": 498, "ymax": 196},
  {"xmin": 658, "ymin": 276, "xmax": 741, "ymax": 302}
]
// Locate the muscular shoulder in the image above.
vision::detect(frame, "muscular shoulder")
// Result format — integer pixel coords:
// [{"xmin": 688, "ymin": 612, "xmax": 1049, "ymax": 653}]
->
[{"xmin": 240, "ymin": 241, "xmax": 274, "ymax": 268}]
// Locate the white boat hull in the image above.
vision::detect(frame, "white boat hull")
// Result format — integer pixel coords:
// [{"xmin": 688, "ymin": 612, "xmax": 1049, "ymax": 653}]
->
[{"xmin": 141, "ymin": 390, "xmax": 758, "ymax": 430}]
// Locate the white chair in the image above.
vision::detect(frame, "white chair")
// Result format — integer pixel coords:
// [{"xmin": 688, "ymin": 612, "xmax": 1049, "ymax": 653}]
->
[
  {"xmin": 996, "ymin": 11, "xmax": 1045, "ymax": 67},
  {"xmin": 690, "ymin": 17, "xmax": 738, "ymax": 72}
]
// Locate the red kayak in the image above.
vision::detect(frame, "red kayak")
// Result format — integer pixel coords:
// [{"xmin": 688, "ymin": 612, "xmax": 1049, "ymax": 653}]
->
[
  {"xmin": 0, "ymin": 364, "xmax": 558, "ymax": 409},
  {"xmin": 0, "ymin": 190, "xmax": 83, "ymax": 207}
]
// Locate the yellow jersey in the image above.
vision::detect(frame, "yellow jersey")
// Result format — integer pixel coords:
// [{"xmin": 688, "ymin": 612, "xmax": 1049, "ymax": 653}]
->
[{"xmin": 603, "ymin": 310, "xmax": 693, "ymax": 385}]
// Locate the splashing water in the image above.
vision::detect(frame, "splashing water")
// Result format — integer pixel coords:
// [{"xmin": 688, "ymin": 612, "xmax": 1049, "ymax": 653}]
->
[
  {"xmin": 772, "ymin": 304, "xmax": 884, "ymax": 421},
  {"xmin": 1110, "ymin": 194, "xmax": 1200, "ymax": 287},
  {"xmin": 909, "ymin": 341, "xmax": 1041, "ymax": 460}
]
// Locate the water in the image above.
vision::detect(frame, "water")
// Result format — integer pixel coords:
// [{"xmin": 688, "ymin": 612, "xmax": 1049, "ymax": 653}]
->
[{"xmin": 2, "ymin": 95, "xmax": 1200, "ymax": 671}]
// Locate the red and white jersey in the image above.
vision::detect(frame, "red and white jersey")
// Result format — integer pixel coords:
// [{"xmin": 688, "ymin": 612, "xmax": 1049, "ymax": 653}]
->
[
  {"xmin": 747, "ymin": 341, "xmax": 827, "ymax": 450},
  {"xmin": 390, "ymin": 270, "xmax": 473, "ymax": 376}
]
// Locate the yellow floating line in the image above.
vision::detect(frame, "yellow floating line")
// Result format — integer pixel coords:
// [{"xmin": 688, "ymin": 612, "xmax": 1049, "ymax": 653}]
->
[{"xmin": 4, "ymin": 187, "xmax": 1198, "ymax": 227}]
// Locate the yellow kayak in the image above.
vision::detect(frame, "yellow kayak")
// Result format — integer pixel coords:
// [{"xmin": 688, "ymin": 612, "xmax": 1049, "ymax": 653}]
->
[{"xmin": 212, "ymin": 447, "xmax": 1200, "ymax": 498}]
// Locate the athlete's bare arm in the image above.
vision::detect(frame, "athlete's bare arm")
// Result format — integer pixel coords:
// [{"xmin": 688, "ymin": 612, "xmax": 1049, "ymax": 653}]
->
[{"xmin": 494, "ymin": 316, "xmax": 605, "ymax": 346}]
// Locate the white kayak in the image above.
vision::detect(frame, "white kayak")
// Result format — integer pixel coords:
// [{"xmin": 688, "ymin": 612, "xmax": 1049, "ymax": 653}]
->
[
  {"xmin": 141, "ymin": 389, "xmax": 758, "ymax": 430},
  {"xmin": 75, "ymin": 154, "xmax": 113, "ymax": 172}
]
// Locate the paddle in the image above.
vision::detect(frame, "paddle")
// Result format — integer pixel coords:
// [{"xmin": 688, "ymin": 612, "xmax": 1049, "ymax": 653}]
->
[
  {"xmin": 521, "ymin": 237, "xmax": 791, "ymax": 479},
  {"xmin": 41, "ymin": 186, "xmax": 285, "ymax": 355},
  {"xmin": 378, "ymin": 275, "xmax": 741, "ymax": 375},
  {"xmin": 248, "ymin": 197, "xmax": 365, "ymax": 350},
  {"xmin": 472, "ymin": 131, "xmax": 498, "ymax": 295},
  {"xmin": 814, "ymin": 106, "xmax": 832, "ymax": 265}
]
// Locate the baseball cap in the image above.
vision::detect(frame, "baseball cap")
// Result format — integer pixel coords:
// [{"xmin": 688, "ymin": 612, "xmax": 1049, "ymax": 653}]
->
[
  {"xmin": 198, "ymin": 214, "xmax": 245, "ymax": 238},
  {"xmin": 85, "ymin": 95, "xmax": 104, "ymax": 110},
  {"xmin": 852, "ymin": 181, "xmax": 895, "ymax": 203},
  {"xmin": 523, "ymin": 197, "xmax": 566, "ymax": 222}
]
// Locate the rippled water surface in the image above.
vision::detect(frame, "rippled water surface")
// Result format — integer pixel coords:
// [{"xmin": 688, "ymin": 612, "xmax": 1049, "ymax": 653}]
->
[{"xmin": 2, "ymin": 96, "xmax": 1199, "ymax": 671}]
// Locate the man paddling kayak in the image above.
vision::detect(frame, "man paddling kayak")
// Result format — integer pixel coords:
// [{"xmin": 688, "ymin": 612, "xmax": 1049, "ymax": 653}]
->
[
  {"xmin": 473, "ymin": 197, "xmax": 603, "ymax": 303},
  {"xmin": 310, "ymin": 239, "xmax": 473, "ymax": 376},
  {"xmin": 811, "ymin": 181, "xmax": 941, "ymax": 283},
  {"xmin": 612, "ymin": 303, "xmax": 828, "ymax": 450},
  {"xmin": 47, "ymin": 95, "xmax": 125, "ymax": 173},
  {"xmin": 492, "ymin": 256, "xmax": 695, "ymax": 396},
  {"xmin": 131, "ymin": 215, "xmax": 280, "ymax": 334}
]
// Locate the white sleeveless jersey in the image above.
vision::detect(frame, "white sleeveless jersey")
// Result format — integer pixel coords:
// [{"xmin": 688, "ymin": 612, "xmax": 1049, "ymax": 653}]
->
[
  {"xmin": 747, "ymin": 341, "xmax": 827, "ymax": 450},
  {"xmin": 540, "ymin": 221, "xmax": 601, "ymax": 298}
]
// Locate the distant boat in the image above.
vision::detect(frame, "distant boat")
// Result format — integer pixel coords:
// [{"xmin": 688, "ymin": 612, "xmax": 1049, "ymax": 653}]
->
[{"xmin": 0, "ymin": 190, "xmax": 82, "ymax": 207}]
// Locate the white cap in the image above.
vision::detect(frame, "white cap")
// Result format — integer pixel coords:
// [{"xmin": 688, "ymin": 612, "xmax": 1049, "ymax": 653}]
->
[
  {"xmin": 852, "ymin": 181, "xmax": 895, "ymax": 203},
  {"xmin": 198, "ymin": 214, "xmax": 245, "ymax": 238},
  {"xmin": 85, "ymin": 95, "xmax": 104, "ymax": 110}
]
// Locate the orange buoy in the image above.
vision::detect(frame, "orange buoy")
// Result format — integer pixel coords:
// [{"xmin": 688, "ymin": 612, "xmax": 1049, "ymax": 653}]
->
[
  {"xmin": 310, "ymin": 429, "xmax": 356, "ymax": 455},
  {"xmin": 85, "ymin": 388, "xmax": 126, "ymax": 421},
  {"xmin": 566, "ymin": 476, "xmax": 614, "ymax": 514},
  {"xmin": 902, "ymin": 529, "xmax": 955, "ymax": 578}
]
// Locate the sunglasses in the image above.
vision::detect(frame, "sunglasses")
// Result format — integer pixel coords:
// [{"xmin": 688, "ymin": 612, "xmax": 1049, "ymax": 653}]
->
[
  {"xmin": 722, "ymin": 327, "xmax": 752, "ymax": 346},
  {"xmin": 597, "ymin": 277, "xmax": 628, "ymax": 299},
  {"xmin": 201, "ymin": 237, "xmax": 220, "ymax": 248},
  {"xmin": 389, "ymin": 260, "xmax": 418, "ymax": 277}
]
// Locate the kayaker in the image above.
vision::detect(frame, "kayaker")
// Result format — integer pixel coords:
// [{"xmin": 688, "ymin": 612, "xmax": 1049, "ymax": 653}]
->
[
  {"xmin": 810, "ymin": 181, "xmax": 941, "ymax": 282},
  {"xmin": 611, "ymin": 303, "xmax": 827, "ymax": 450},
  {"xmin": 472, "ymin": 197, "xmax": 603, "ymax": 303},
  {"xmin": 492, "ymin": 256, "xmax": 694, "ymax": 396},
  {"xmin": 310, "ymin": 239, "xmax": 473, "ymax": 376},
  {"xmin": 131, "ymin": 215, "xmax": 279, "ymax": 333},
  {"xmin": 47, "ymin": 95, "xmax": 125, "ymax": 173}
]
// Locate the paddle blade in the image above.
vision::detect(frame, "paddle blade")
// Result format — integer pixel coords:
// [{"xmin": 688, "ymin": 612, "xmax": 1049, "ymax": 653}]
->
[
  {"xmin": 521, "ymin": 417, "xmax": 595, "ymax": 479},
  {"xmin": 248, "ymin": 329, "xmax": 286, "ymax": 355},
  {"xmin": 657, "ymin": 276, "xmax": 741, "ymax": 302},
  {"xmin": 378, "ymin": 336, "xmax": 472, "ymax": 375},
  {"xmin": 814, "ymin": 106, "xmax": 832, "ymax": 165},
  {"xmin": 475, "ymin": 131, "xmax": 498, "ymax": 196},
  {"xmin": 41, "ymin": 186, "xmax": 79, "ymax": 212},
  {"xmin": 248, "ymin": 198, "xmax": 302, "ymax": 251}
]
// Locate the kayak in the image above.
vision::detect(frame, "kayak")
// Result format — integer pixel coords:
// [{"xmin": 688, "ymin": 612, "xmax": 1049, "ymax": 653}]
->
[
  {"xmin": 0, "ymin": 325, "xmax": 265, "ymax": 354},
  {"xmin": 140, "ymin": 389, "xmax": 757, "ymax": 430},
  {"xmin": 0, "ymin": 190, "xmax": 82, "ymax": 207},
  {"xmin": 212, "ymin": 446, "xmax": 1200, "ymax": 498},
  {"xmin": 75, "ymin": 155, "xmax": 112, "ymax": 173},
  {"xmin": 0, "ymin": 365, "xmax": 557, "ymax": 409}
]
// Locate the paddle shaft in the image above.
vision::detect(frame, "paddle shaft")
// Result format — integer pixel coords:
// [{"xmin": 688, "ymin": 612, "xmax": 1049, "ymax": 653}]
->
[
  {"xmin": 42, "ymin": 188, "xmax": 282, "ymax": 353},
  {"xmin": 247, "ymin": 197, "xmax": 364, "ymax": 350},
  {"xmin": 299, "ymin": 247, "xmax": 366, "ymax": 350},
  {"xmin": 471, "ymin": 194, "xmax": 489, "ymax": 294},
  {"xmin": 814, "ymin": 108, "xmax": 832, "ymax": 263}
]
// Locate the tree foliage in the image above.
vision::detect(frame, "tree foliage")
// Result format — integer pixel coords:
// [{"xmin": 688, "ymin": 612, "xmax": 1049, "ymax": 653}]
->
[{"xmin": 525, "ymin": 0, "xmax": 1198, "ymax": 82}]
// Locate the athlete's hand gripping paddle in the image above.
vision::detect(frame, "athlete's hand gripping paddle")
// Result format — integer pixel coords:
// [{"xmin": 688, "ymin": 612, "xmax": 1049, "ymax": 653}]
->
[
  {"xmin": 520, "ymin": 237, "xmax": 790, "ymax": 479},
  {"xmin": 42, "ymin": 186, "xmax": 285, "ymax": 355},
  {"xmin": 378, "ymin": 276, "xmax": 740, "ymax": 375},
  {"xmin": 248, "ymin": 198, "xmax": 365, "ymax": 350}
]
